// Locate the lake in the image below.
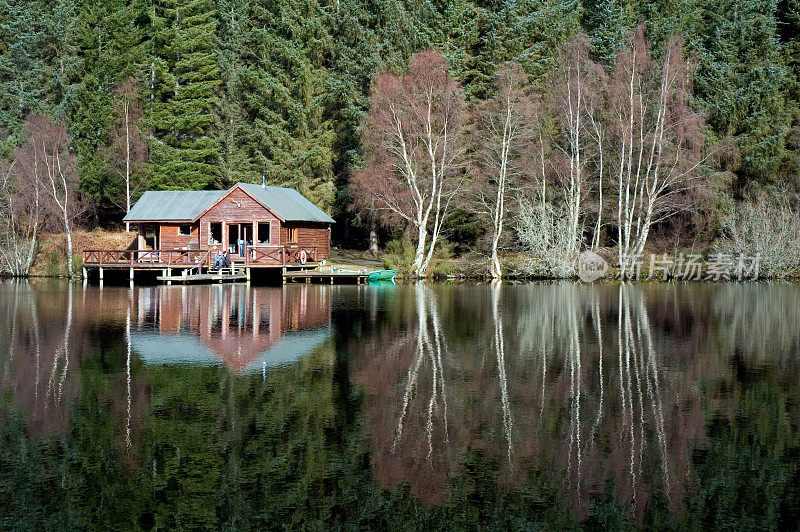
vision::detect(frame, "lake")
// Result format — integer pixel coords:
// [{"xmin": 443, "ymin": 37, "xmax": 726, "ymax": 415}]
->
[{"xmin": 1, "ymin": 280, "xmax": 799, "ymax": 529}]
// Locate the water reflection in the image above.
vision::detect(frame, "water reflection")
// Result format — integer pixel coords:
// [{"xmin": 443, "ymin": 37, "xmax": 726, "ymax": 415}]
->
[
  {"xmin": 351, "ymin": 282, "xmax": 797, "ymax": 519},
  {"xmin": 131, "ymin": 285, "xmax": 332, "ymax": 373},
  {"xmin": 0, "ymin": 281, "xmax": 799, "ymax": 527},
  {"xmin": 0, "ymin": 281, "xmax": 82, "ymax": 439}
]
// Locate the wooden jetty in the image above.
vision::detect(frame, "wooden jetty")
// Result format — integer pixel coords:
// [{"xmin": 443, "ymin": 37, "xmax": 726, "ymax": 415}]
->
[
  {"xmin": 154, "ymin": 267, "xmax": 370, "ymax": 284},
  {"xmin": 81, "ymin": 248, "xmax": 375, "ymax": 285},
  {"xmin": 156, "ymin": 270, "xmax": 249, "ymax": 283},
  {"xmin": 283, "ymin": 269, "xmax": 369, "ymax": 284}
]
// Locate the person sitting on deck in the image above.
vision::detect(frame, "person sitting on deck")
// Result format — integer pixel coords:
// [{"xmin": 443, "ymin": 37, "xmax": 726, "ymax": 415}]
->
[
  {"xmin": 222, "ymin": 251, "xmax": 232, "ymax": 268},
  {"xmin": 211, "ymin": 249, "xmax": 224, "ymax": 270}
]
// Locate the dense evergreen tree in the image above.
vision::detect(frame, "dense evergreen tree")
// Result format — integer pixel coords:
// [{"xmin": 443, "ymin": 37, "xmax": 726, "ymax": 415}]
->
[
  {"xmin": 214, "ymin": 0, "xmax": 251, "ymax": 187},
  {"xmin": 2, "ymin": 0, "xmax": 800, "ymax": 233},
  {"xmin": 0, "ymin": 0, "xmax": 52, "ymax": 153},
  {"xmin": 230, "ymin": 0, "xmax": 337, "ymax": 207},
  {"xmin": 582, "ymin": 0, "xmax": 635, "ymax": 65},
  {"xmin": 147, "ymin": 0, "xmax": 222, "ymax": 190},
  {"xmin": 696, "ymin": 0, "xmax": 792, "ymax": 186}
]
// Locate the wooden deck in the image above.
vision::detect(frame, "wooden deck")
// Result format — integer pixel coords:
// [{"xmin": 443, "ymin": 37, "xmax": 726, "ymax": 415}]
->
[
  {"xmin": 283, "ymin": 269, "xmax": 370, "ymax": 284},
  {"xmin": 80, "ymin": 247, "xmax": 381, "ymax": 285},
  {"xmin": 82, "ymin": 245, "xmax": 320, "ymax": 269},
  {"xmin": 156, "ymin": 272, "xmax": 249, "ymax": 283}
]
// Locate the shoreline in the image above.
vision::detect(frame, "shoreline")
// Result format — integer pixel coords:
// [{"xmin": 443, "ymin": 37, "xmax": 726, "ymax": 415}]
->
[{"xmin": 4, "ymin": 232, "xmax": 798, "ymax": 282}]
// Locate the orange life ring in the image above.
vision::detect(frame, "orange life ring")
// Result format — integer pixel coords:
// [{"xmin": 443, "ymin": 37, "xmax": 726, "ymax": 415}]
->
[{"xmin": 299, "ymin": 249, "xmax": 308, "ymax": 265}]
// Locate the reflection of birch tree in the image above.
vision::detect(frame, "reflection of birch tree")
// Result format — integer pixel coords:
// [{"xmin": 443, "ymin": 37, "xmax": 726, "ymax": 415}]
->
[
  {"xmin": 490, "ymin": 282, "xmax": 514, "ymax": 465},
  {"xmin": 126, "ymin": 304, "xmax": 132, "ymax": 449},
  {"xmin": 514, "ymin": 283, "xmax": 674, "ymax": 511},
  {"xmin": 616, "ymin": 283, "xmax": 671, "ymax": 504},
  {"xmin": 393, "ymin": 284, "xmax": 450, "ymax": 463},
  {"xmin": 0, "ymin": 282, "xmax": 79, "ymax": 438},
  {"xmin": 712, "ymin": 283, "xmax": 800, "ymax": 362},
  {"xmin": 47, "ymin": 283, "xmax": 73, "ymax": 408}
]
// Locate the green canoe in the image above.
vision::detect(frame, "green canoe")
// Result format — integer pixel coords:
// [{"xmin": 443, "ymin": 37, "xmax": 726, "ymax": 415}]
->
[{"xmin": 367, "ymin": 269, "xmax": 397, "ymax": 282}]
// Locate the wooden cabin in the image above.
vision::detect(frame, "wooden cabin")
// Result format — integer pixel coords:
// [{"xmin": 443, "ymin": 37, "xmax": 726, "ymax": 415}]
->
[
  {"xmin": 124, "ymin": 182, "xmax": 334, "ymax": 260},
  {"xmin": 82, "ymin": 183, "xmax": 334, "ymax": 274}
]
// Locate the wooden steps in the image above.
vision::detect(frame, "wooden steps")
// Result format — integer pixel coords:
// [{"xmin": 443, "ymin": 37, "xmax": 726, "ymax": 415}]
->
[{"xmin": 157, "ymin": 269, "xmax": 247, "ymax": 283}]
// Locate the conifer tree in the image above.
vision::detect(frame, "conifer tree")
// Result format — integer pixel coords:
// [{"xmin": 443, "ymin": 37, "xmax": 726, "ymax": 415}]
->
[
  {"xmin": 696, "ymin": 0, "xmax": 791, "ymax": 185},
  {"xmin": 147, "ymin": 0, "xmax": 222, "ymax": 190},
  {"xmin": 237, "ymin": 0, "xmax": 336, "ymax": 208},
  {"xmin": 67, "ymin": 0, "xmax": 148, "ymax": 214},
  {"xmin": 0, "ymin": 0, "xmax": 52, "ymax": 152},
  {"xmin": 215, "ymin": 0, "xmax": 251, "ymax": 187},
  {"xmin": 581, "ymin": 0, "xmax": 635, "ymax": 66}
]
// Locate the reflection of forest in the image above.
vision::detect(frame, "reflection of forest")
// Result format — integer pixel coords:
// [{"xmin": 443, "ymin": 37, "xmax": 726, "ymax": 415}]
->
[
  {"xmin": 1, "ymin": 281, "xmax": 799, "ymax": 528},
  {"xmin": 349, "ymin": 282, "xmax": 800, "ymax": 521},
  {"xmin": 0, "ymin": 283, "xmax": 332, "ymax": 441}
]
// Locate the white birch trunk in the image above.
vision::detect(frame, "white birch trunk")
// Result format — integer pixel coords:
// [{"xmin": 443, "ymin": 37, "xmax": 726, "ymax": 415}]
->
[
  {"xmin": 44, "ymin": 148, "xmax": 74, "ymax": 277},
  {"xmin": 368, "ymin": 220, "xmax": 378, "ymax": 252},
  {"xmin": 125, "ymin": 95, "xmax": 131, "ymax": 232},
  {"xmin": 489, "ymin": 94, "xmax": 513, "ymax": 279}
]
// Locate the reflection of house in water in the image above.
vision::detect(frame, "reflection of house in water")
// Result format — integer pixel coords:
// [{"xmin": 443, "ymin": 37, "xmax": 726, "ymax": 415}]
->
[{"xmin": 131, "ymin": 285, "xmax": 331, "ymax": 373}]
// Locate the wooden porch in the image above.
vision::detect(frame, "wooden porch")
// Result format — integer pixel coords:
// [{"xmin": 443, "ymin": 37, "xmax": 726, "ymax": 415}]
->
[{"xmin": 82, "ymin": 245, "xmax": 320, "ymax": 269}]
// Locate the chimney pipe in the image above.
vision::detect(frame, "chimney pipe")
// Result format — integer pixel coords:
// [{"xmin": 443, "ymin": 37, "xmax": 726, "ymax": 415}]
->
[{"xmin": 261, "ymin": 174, "xmax": 266, "ymax": 189}]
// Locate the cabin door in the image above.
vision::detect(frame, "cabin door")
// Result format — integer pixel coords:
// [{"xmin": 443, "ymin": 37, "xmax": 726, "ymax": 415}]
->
[
  {"xmin": 228, "ymin": 224, "xmax": 240, "ymax": 255},
  {"xmin": 242, "ymin": 225, "xmax": 252, "ymax": 256},
  {"xmin": 143, "ymin": 224, "xmax": 159, "ymax": 250},
  {"xmin": 228, "ymin": 224, "xmax": 253, "ymax": 256}
]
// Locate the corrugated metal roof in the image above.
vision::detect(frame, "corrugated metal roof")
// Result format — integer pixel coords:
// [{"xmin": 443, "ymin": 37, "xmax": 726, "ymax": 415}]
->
[
  {"xmin": 239, "ymin": 183, "xmax": 336, "ymax": 223},
  {"xmin": 123, "ymin": 190, "xmax": 224, "ymax": 222},
  {"xmin": 123, "ymin": 184, "xmax": 335, "ymax": 223}
]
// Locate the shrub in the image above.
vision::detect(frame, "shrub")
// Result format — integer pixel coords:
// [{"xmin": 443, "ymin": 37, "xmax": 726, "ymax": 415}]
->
[
  {"xmin": 714, "ymin": 196, "xmax": 800, "ymax": 278},
  {"xmin": 382, "ymin": 237, "xmax": 416, "ymax": 272},
  {"xmin": 515, "ymin": 200, "xmax": 577, "ymax": 278}
]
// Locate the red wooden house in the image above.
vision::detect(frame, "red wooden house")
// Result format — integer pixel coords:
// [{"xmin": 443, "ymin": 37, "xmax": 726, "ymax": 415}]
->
[{"xmin": 83, "ymin": 182, "xmax": 334, "ymax": 271}]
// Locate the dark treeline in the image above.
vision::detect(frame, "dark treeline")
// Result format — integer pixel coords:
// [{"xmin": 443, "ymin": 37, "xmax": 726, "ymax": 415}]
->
[{"xmin": 1, "ymin": 0, "xmax": 800, "ymax": 249}]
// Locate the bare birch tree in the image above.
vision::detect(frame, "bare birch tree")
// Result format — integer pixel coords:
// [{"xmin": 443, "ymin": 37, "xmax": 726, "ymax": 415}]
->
[
  {"xmin": 471, "ymin": 64, "xmax": 540, "ymax": 278},
  {"xmin": 0, "ymin": 120, "xmax": 46, "ymax": 276},
  {"xmin": 517, "ymin": 36, "xmax": 605, "ymax": 276},
  {"xmin": 546, "ymin": 36, "xmax": 606, "ymax": 257},
  {"xmin": 0, "ymin": 158, "xmax": 41, "ymax": 276},
  {"xmin": 30, "ymin": 115, "xmax": 80, "ymax": 276},
  {"xmin": 607, "ymin": 29, "xmax": 705, "ymax": 272},
  {"xmin": 354, "ymin": 50, "xmax": 466, "ymax": 277},
  {"xmin": 111, "ymin": 78, "xmax": 147, "ymax": 230}
]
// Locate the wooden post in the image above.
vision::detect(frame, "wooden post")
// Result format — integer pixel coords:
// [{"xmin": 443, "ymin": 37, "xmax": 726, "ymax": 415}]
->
[
  {"xmin": 99, "ymin": 267, "xmax": 104, "ymax": 281},
  {"xmin": 82, "ymin": 267, "xmax": 87, "ymax": 280},
  {"xmin": 129, "ymin": 267, "xmax": 134, "ymax": 283},
  {"xmin": 222, "ymin": 221, "xmax": 227, "ymax": 253},
  {"xmin": 246, "ymin": 268, "xmax": 251, "ymax": 282}
]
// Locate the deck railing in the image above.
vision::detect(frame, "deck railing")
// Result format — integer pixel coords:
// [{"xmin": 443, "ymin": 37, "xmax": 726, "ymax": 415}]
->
[
  {"xmin": 82, "ymin": 245, "xmax": 319, "ymax": 267},
  {"xmin": 247, "ymin": 245, "xmax": 317, "ymax": 266}
]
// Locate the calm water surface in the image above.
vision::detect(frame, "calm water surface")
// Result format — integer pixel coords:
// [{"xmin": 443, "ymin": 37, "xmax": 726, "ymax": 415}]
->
[{"xmin": 1, "ymin": 280, "xmax": 799, "ymax": 529}]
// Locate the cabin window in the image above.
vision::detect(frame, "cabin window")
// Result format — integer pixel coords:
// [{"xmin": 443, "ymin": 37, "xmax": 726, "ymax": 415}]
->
[
  {"xmin": 288, "ymin": 227, "xmax": 298, "ymax": 243},
  {"xmin": 143, "ymin": 225, "xmax": 157, "ymax": 249},
  {"xmin": 209, "ymin": 222, "xmax": 222, "ymax": 244},
  {"xmin": 257, "ymin": 222, "xmax": 270, "ymax": 244},
  {"xmin": 179, "ymin": 224, "xmax": 191, "ymax": 236}
]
